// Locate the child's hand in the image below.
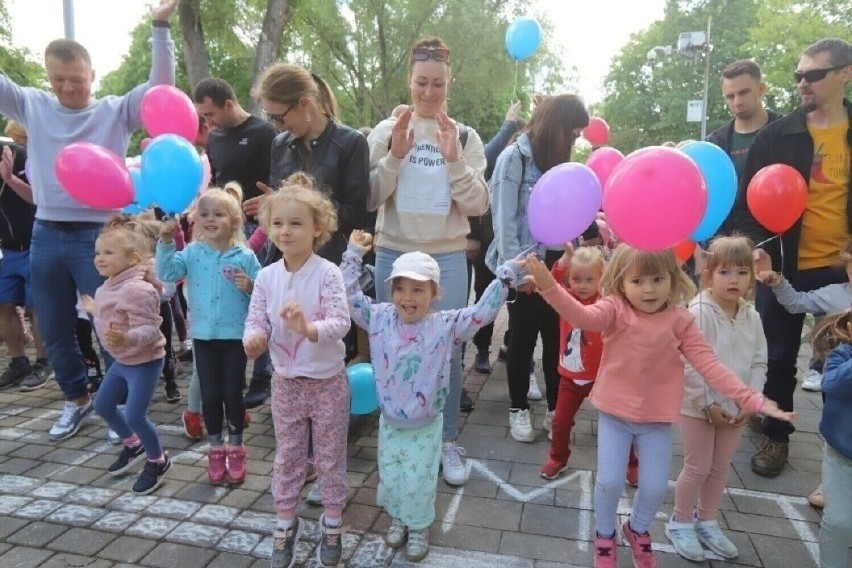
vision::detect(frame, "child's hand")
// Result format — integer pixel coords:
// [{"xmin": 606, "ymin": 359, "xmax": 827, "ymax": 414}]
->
[
  {"xmin": 233, "ymin": 269, "xmax": 253, "ymax": 293},
  {"xmin": 753, "ymin": 248, "xmax": 772, "ymax": 276},
  {"xmin": 758, "ymin": 398, "xmax": 796, "ymax": 423},
  {"xmin": 243, "ymin": 333, "xmax": 268, "ymax": 360},
  {"xmin": 756, "ymin": 270, "xmax": 782, "ymax": 286},
  {"xmin": 524, "ymin": 255, "xmax": 556, "ymax": 292},
  {"xmin": 80, "ymin": 294, "xmax": 96, "ymax": 315},
  {"xmin": 349, "ymin": 230, "xmax": 373, "ymax": 252},
  {"xmin": 160, "ymin": 217, "xmax": 179, "ymax": 243},
  {"xmin": 707, "ymin": 404, "xmax": 735, "ymax": 426},
  {"xmin": 732, "ymin": 408, "xmax": 755, "ymax": 428},
  {"xmin": 104, "ymin": 328, "xmax": 128, "ymax": 348},
  {"xmin": 281, "ymin": 301, "xmax": 313, "ymax": 338},
  {"xmin": 557, "ymin": 242, "xmax": 575, "ymax": 268}
]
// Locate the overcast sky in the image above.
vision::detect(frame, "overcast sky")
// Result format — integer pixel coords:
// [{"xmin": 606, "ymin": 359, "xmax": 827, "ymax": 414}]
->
[{"xmin": 10, "ymin": 0, "xmax": 667, "ymax": 104}]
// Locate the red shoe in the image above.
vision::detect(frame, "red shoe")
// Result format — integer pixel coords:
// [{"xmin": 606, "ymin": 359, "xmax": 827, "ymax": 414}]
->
[
  {"xmin": 208, "ymin": 446, "xmax": 227, "ymax": 484},
  {"xmin": 243, "ymin": 411, "xmax": 251, "ymax": 427},
  {"xmin": 626, "ymin": 463, "xmax": 639, "ymax": 487},
  {"xmin": 182, "ymin": 410, "xmax": 203, "ymax": 440},
  {"xmin": 226, "ymin": 444, "xmax": 247, "ymax": 485},
  {"xmin": 594, "ymin": 532, "xmax": 618, "ymax": 568},
  {"xmin": 539, "ymin": 459, "xmax": 569, "ymax": 480},
  {"xmin": 622, "ymin": 519, "xmax": 657, "ymax": 568}
]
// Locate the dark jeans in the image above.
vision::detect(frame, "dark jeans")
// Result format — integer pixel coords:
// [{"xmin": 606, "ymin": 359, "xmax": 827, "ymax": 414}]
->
[
  {"xmin": 159, "ymin": 301, "xmax": 175, "ymax": 383},
  {"xmin": 466, "ymin": 251, "xmax": 496, "ymax": 353},
  {"xmin": 506, "ymin": 250, "xmax": 561, "ymax": 411},
  {"xmin": 756, "ymin": 266, "xmax": 846, "ymax": 443},
  {"xmin": 194, "ymin": 339, "xmax": 247, "ymax": 441}
]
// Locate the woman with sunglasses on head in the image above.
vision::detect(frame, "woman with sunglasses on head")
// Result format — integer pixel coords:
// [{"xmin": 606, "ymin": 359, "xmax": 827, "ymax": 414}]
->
[
  {"xmin": 366, "ymin": 36, "xmax": 489, "ymax": 488},
  {"xmin": 485, "ymin": 94, "xmax": 599, "ymax": 445}
]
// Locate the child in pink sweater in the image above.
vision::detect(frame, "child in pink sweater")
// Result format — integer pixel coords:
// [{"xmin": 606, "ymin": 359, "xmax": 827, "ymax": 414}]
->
[{"xmin": 525, "ymin": 244, "xmax": 795, "ymax": 568}]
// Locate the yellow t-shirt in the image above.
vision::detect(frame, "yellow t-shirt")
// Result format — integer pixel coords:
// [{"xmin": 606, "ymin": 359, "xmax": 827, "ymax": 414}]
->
[{"xmin": 798, "ymin": 121, "xmax": 851, "ymax": 269}]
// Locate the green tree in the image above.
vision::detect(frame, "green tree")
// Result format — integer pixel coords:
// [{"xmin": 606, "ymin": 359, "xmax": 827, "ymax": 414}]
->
[{"xmin": 0, "ymin": 0, "xmax": 46, "ymax": 131}]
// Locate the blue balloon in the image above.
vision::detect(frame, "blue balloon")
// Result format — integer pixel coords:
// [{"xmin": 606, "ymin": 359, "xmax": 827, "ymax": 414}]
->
[
  {"xmin": 141, "ymin": 134, "xmax": 203, "ymax": 215},
  {"xmin": 129, "ymin": 167, "xmax": 155, "ymax": 209},
  {"xmin": 505, "ymin": 16, "xmax": 542, "ymax": 61},
  {"xmin": 681, "ymin": 141, "xmax": 737, "ymax": 242},
  {"xmin": 347, "ymin": 362, "xmax": 378, "ymax": 415},
  {"xmin": 122, "ymin": 202, "xmax": 146, "ymax": 215}
]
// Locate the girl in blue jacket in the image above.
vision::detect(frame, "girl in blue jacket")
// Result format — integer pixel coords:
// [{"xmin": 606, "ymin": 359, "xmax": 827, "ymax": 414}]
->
[{"xmin": 156, "ymin": 185, "xmax": 261, "ymax": 486}]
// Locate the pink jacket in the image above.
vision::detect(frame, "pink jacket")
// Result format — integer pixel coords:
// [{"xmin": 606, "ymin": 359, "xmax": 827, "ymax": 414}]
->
[
  {"xmin": 94, "ymin": 264, "xmax": 166, "ymax": 365},
  {"xmin": 538, "ymin": 287, "xmax": 763, "ymax": 423}
]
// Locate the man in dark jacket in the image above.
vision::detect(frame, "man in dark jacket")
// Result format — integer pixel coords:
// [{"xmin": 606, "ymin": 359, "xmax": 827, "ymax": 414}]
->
[{"xmin": 739, "ymin": 38, "xmax": 851, "ymax": 478}]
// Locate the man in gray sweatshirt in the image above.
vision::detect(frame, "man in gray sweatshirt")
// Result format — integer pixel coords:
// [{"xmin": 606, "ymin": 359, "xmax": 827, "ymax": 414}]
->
[{"xmin": 0, "ymin": 0, "xmax": 180, "ymax": 441}]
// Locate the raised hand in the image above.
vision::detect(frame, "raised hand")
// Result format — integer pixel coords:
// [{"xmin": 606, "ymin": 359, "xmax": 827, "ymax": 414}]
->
[
  {"xmin": 557, "ymin": 242, "xmax": 575, "ymax": 268},
  {"xmin": 348, "ymin": 230, "xmax": 373, "ymax": 252},
  {"xmin": 243, "ymin": 333, "xmax": 268, "ymax": 360},
  {"xmin": 243, "ymin": 181, "xmax": 274, "ymax": 218},
  {"xmin": 152, "ymin": 0, "xmax": 181, "ymax": 22},
  {"xmin": 505, "ymin": 100, "xmax": 522, "ymax": 123},
  {"xmin": 756, "ymin": 270, "xmax": 782, "ymax": 286},
  {"xmin": 390, "ymin": 107, "xmax": 415, "ymax": 160},
  {"xmin": 524, "ymin": 255, "xmax": 556, "ymax": 292},
  {"xmin": 0, "ymin": 146, "xmax": 19, "ymax": 183},
  {"xmin": 160, "ymin": 217, "xmax": 179, "ymax": 243},
  {"xmin": 753, "ymin": 248, "xmax": 772, "ymax": 276},
  {"xmin": 80, "ymin": 294, "xmax": 96, "ymax": 315},
  {"xmin": 434, "ymin": 111, "xmax": 460, "ymax": 163},
  {"xmin": 233, "ymin": 269, "xmax": 253, "ymax": 293}
]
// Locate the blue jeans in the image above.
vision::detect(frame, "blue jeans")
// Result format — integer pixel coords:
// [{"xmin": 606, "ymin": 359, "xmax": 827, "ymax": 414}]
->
[
  {"xmin": 594, "ymin": 411, "xmax": 672, "ymax": 536},
  {"xmin": 94, "ymin": 358, "xmax": 164, "ymax": 460},
  {"xmin": 30, "ymin": 220, "xmax": 113, "ymax": 400},
  {"xmin": 820, "ymin": 444, "xmax": 852, "ymax": 568},
  {"xmin": 375, "ymin": 246, "xmax": 467, "ymax": 441}
]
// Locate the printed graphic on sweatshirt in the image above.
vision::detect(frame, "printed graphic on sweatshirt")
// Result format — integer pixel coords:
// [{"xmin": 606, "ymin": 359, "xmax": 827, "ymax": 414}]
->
[
  {"xmin": 396, "ymin": 139, "xmax": 451, "ymax": 215},
  {"xmin": 561, "ymin": 328, "xmax": 586, "ymax": 373}
]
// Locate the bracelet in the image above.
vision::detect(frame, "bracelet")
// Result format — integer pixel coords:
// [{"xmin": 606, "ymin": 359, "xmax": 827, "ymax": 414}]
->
[{"xmin": 152, "ymin": 20, "xmax": 171, "ymax": 28}]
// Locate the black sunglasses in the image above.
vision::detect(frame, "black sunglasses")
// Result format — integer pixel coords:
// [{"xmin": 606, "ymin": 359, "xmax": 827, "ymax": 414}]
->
[
  {"xmin": 794, "ymin": 64, "xmax": 847, "ymax": 84},
  {"xmin": 263, "ymin": 103, "xmax": 296, "ymax": 124},
  {"xmin": 412, "ymin": 47, "xmax": 450, "ymax": 63}
]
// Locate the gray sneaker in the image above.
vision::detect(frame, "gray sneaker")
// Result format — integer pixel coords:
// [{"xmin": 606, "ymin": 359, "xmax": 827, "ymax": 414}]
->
[
  {"xmin": 0, "ymin": 362, "xmax": 30, "ymax": 390},
  {"xmin": 270, "ymin": 517, "xmax": 302, "ymax": 568},
  {"xmin": 48, "ymin": 399, "xmax": 93, "ymax": 441},
  {"xmin": 664, "ymin": 514, "xmax": 705, "ymax": 562},
  {"xmin": 404, "ymin": 528, "xmax": 429, "ymax": 562},
  {"xmin": 317, "ymin": 514, "xmax": 344, "ymax": 566},
  {"xmin": 19, "ymin": 362, "xmax": 54, "ymax": 391},
  {"xmin": 306, "ymin": 482, "xmax": 323, "ymax": 505},
  {"xmin": 385, "ymin": 518, "xmax": 408, "ymax": 548},
  {"xmin": 694, "ymin": 514, "xmax": 738, "ymax": 559}
]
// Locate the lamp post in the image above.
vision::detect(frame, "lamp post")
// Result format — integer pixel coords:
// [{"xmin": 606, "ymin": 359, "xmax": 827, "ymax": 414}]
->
[{"xmin": 63, "ymin": 0, "xmax": 75, "ymax": 40}]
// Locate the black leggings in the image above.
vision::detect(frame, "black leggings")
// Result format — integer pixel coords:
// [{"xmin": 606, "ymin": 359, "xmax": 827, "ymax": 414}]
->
[
  {"xmin": 194, "ymin": 339, "xmax": 246, "ymax": 441},
  {"xmin": 159, "ymin": 302, "xmax": 175, "ymax": 382}
]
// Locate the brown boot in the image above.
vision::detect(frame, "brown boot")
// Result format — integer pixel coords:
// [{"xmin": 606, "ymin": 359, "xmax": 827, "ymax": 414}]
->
[
  {"xmin": 750, "ymin": 436, "xmax": 788, "ymax": 477},
  {"xmin": 747, "ymin": 415, "xmax": 763, "ymax": 433}
]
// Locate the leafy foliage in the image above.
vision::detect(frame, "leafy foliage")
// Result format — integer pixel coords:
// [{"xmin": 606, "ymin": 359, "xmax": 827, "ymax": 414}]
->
[{"xmin": 0, "ymin": 0, "xmax": 46, "ymax": 132}]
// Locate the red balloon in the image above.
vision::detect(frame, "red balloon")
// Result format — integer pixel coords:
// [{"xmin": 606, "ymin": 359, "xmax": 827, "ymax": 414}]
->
[
  {"xmin": 582, "ymin": 117, "xmax": 610, "ymax": 146},
  {"xmin": 673, "ymin": 240, "xmax": 696, "ymax": 264},
  {"xmin": 746, "ymin": 164, "xmax": 808, "ymax": 234}
]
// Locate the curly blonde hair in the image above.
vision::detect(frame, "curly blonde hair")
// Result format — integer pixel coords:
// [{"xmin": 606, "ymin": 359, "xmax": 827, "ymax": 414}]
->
[
  {"xmin": 98, "ymin": 215, "xmax": 153, "ymax": 261},
  {"xmin": 811, "ymin": 310, "xmax": 852, "ymax": 361},
  {"xmin": 600, "ymin": 244, "xmax": 696, "ymax": 306},
  {"xmin": 258, "ymin": 173, "xmax": 338, "ymax": 251},
  {"xmin": 193, "ymin": 183, "xmax": 246, "ymax": 247}
]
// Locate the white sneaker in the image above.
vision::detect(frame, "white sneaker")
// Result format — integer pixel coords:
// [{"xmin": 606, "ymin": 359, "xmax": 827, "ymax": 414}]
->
[
  {"xmin": 694, "ymin": 513, "xmax": 738, "ymax": 559},
  {"xmin": 665, "ymin": 514, "xmax": 705, "ymax": 562},
  {"xmin": 527, "ymin": 374, "xmax": 542, "ymax": 401},
  {"xmin": 801, "ymin": 369, "xmax": 822, "ymax": 391},
  {"xmin": 441, "ymin": 442, "xmax": 468, "ymax": 485},
  {"xmin": 509, "ymin": 409, "xmax": 534, "ymax": 442},
  {"xmin": 107, "ymin": 429, "xmax": 121, "ymax": 445},
  {"xmin": 49, "ymin": 399, "xmax": 93, "ymax": 441},
  {"xmin": 542, "ymin": 410, "xmax": 555, "ymax": 440}
]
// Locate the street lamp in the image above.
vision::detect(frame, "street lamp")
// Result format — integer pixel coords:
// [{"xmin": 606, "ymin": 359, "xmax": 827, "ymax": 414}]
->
[{"xmin": 63, "ymin": 0, "xmax": 75, "ymax": 40}]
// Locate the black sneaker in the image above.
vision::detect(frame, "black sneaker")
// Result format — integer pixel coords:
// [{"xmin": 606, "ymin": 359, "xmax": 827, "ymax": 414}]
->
[
  {"xmin": 132, "ymin": 456, "xmax": 171, "ymax": 495},
  {"xmin": 19, "ymin": 362, "xmax": 54, "ymax": 391},
  {"xmin": 244, "ymin": 378, "xmax": 270, "ymax": 409},
  {"xmin": 0, "ymin": 362, "xmax": 30, "ymax": 390},
  {"xmin": 474, "ymin": 349, "xmax": 491, "ymax": 374},
  {"xmin": 270, "ymin": 517, "xmax": 302, "ymax": 568},
  {"xmin": 460, "ymin": 388, "xmax": 474, "ymax": 412},
  {"xmin": 177, "ymin": 348, "xmax": 193, "ymax": 363},
  {"xmin": 317, "ymin": 514, "xmax": 344, "ymax": 566},
  {"xmin": 86, "ymin": 363, "xmax": 103, "ymax": 394},
  {"xmin": 164, "ymin": 380, "xmax": 181, "ymax": 402},
  {"xmin": 496, "ymin": 345, "xmax": 508, "ymax": 362},
  {"xmin": 108, "ymin": 444, "xmax": 145, "ymax": 476}
]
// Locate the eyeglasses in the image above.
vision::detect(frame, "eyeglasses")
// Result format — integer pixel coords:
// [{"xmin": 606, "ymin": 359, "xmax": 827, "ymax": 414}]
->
[
  {"xmin": 793, "ymin": 64, "xmax": 848, "ymax": 84},
  {"xmin": 263, "ymin": 103, "xmax": 296, "ymax": 124},
  {"xmin": 412, "ymin": 46, "xmax": 450, "ymax": 63}
]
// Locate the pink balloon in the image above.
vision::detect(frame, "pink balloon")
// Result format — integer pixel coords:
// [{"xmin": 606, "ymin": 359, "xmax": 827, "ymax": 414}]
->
[
  {"xmin": 582, "ymin": 117, "xmax": 610, "ymax": 146},
  {"xmin": 602, "ymin": 146, "xmax": 706, "ymax": 251},
  {"xmin": 140, "ymin": 85, "xmax": 199, "ymax": 142},
  {"xmin": 586, "ymin": 147, "xmax": 624, "ymax": 191},
  {"xmin": 140, "ymin": 137, "xmax": 152, "ymax": 151},
  {"xmin": 55, "ymin": 142, "xmax": 134, "ymax": 209},
  {"xmin": 198, "ymin": 153, "xmax": 211, "ymax": 194}
]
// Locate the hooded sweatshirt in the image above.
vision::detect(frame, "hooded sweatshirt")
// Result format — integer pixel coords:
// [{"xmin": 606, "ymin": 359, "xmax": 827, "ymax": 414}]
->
[
  {"xmin": 681, "ymin": 290, "xmax": 767, "ymax": 420},
  {"xmin": 93, "ymin": 264, "xmax": 165, "ymax": 365}
]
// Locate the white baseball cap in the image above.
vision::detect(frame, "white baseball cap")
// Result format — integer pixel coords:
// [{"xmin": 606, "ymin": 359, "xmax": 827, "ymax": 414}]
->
[{"xmin": 385, "ymin": 251, "xmax": 440, "ymax": 285}]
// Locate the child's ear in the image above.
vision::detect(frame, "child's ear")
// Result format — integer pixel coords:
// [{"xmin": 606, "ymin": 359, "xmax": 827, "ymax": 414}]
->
[{"xmin": 130, "ymin": 251, "xmax": 143, "ymax": 265}]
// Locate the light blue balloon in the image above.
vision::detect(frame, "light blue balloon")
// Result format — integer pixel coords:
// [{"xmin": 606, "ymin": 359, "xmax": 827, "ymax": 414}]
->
[
  {"xmin": 681, "ymin": 141, "xmax": 737, "ymax": 242},
  {"xmin": 123, "ymin": 202, "xmax": 146, "ymax": 215},
  {"xmin": 141, "ymin": 134, "xmax": 203, "ymax": 215},
  {"xmin": 129, "ymin": 167, "xmax": 155, "ymax": 208},
  {"xmin": 347, "ymin": 362, "xmax": 378, "ymax": 415},
  {"xmin": 505, "ymin": 16, "xmax": 542, "ymax": 61}
]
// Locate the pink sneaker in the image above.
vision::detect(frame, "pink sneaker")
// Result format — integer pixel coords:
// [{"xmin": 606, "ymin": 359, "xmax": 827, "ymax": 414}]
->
[
  {"xmin": 622, "ymin": 519, "xmax": 656, "ymax": 568},
  {"xmin": 208, "ymin": 446, "xmax": 226, "ymax": 484},
  {"xmin": 594, "ymin": 532, "xmax": 617, "ymax": 568},
  {"xmin": 226, "ymin": 444, "xmax": 247, "ymax": 485}
]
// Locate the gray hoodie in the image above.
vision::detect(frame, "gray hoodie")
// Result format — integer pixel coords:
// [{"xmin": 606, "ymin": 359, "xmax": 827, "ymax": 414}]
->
[{"xmin": 771, "ymin": 278, "xmax": 852, "ymax": 316}]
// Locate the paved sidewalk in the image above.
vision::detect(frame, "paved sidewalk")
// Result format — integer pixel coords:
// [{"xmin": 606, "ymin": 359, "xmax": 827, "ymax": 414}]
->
[{"xmin": 0, "ymin": 308, "xmax": 830, "ymax": 567}]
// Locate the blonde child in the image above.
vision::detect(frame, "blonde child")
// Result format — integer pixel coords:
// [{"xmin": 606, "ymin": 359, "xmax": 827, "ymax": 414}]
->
[
  {"xmin": 525, "ymin": 244, "xmax": 795, "ymax": 568},
  {"xmin": 85, "ymin": 216, "xmax": 169, "ymax": 495},
  {"xmin": 810, "ymin": 310, "xmax": 852, "ymax": 568},
  {"xmin": 341, "ymin": 229, "xmax": 518, "ymax": 562},
  {"xmin": 242, "ymin": 173, "xmax": 351, "ymax": 568},
  {"xmin": 156, "ymin": 186, "xmax": 260, "ymax": 486},
  {"xmin": 666, "ymin": 236, "xmax": 767, "ymax": 562},
  {"xmin": 540, "ymin": 244, "xmax": 605, "ymax": 479}
]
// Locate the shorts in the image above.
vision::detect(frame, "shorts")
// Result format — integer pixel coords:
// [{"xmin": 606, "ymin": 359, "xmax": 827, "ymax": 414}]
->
[{"xmin": 0, "ymin": 249, "xmax": 33, "ymax": 307}]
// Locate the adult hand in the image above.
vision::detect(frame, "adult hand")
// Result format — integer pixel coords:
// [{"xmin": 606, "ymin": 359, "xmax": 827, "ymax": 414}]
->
[
  {"xmin": 753, "ymin": 248, "xmax": 771, "ymax": 276},
  {"xmin": 390, "ymin": 107, "xmax": 415, "ymax": 160},
  {"xmin": 152, "ymin": 0, "xmax": 180, "ymax": 21},
  {"xmin": 0, "ymin": 146, "xmax": 19, "ymax": 183},
  {"xmin": 435, "ymin": 111, "xmax": 460, "ymax": 163},
  {"xmin": 160, "ymin": 217, "xmax": 179, "ymax": 243},
  {"xmin": 233, "ymin": 269, "xmax": 253, "ymax": 293},
  {"xmin": 349, "ymin": 230, "xmax": 373, "ymax": 253},
  {"xmin": 707, "ymin": 404, "xmax": 734, "ymax": 426},
  {"xmin": 759, "ymin": 398, "xmax": 796, "ymax": 423},
  {"xmin": 505, "ymin": 100, "xmax": 522, "ymax": 124},
  {"xmin": 243, "ymin": 334, "xmax": 268, "ymax": 360},
  {"xmin": 465, "ymin": 239, "xmax": 481, "ymax": 262},
  {"xmin": 242, "ymin": 181, "xmax": 274, "ymax": 219}
]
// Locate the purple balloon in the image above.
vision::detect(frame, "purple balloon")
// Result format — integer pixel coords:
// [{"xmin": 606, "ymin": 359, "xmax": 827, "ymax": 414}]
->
[{"xmin": 528, "ymin": 163, "xmax": 602, "ymax": 247}]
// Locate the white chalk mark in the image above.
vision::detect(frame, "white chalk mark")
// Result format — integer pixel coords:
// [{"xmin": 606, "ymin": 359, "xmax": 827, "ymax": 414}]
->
[{"xmin": 441, "ymin": 460, "xmax": 471, "ymax": 534}]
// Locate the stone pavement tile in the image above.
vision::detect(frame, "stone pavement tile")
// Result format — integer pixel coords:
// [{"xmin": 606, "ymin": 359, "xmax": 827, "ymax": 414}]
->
[
  {"xmin": 0, "ymin": 545, "xmax": 55, "ymax": 568},
  {"xmin": 0, "ymin": 457, "xmax": 40, "ymax": 474},
  {"xmin": 63, "ymin": 486, "xmax": 121, "ymax": 507},
  {"xmin": 42, "ymin": 553, "xmax": 114, "ymax": 568},
  {"xmin": 46, "ymin": 527, "xmax": 117, "ymax": 556},
  {"xmin": 252, "ymin": 492, "xmax": 275, "ymax": 513},
  {"xmin": 352, "ymin": 487, "xmax": 377, "ymax": 506},
  {"xmin": 141, "ymin": 542, "xmax": 217, "ymax": 568},
  {"xmin": 390, "ymin": 545, "xmax": 534, "ymax": 567},
  {"xmin": 145, "ymin": 496, "xmax": 202, "ymax": 520},
  {"xmin": 125, "ymin": 516, "xmax": 180, "ymax": 539},
  {"xmin": 436, "ymin": 477, "xmax": 497, "ymax": 499},
  {"xmin": 92, "ymin": 511, "xmax": 140, "ymax": 533},
  {"xmin": 8, "ymin": 443, "xmax": 53, "ymax": 460},
  {"xmin": 496, "ymin": 484, "xmax": 554, "ymax": 506},
  {"xmin": 13, "ymin": 498, "xmax": 64, "ymax": 520},
  {"xmin": 97, "ymin": 535, "xmax": 158, "ymax": 563},
  {"xmin": 459, "ymin": 433, "xmax": 550, "ymax": 465},
  {"xmin": 252, "ymin": 534, "xmax": 312, "ymax": 562},
  {"xmin": 466, "ymin": 408, "xmax": 511, "ymax": 427},
  {"xmin": 231, "ymin": 510, "xmax": 276, "ymax": 533},
  {"xmin": 499, "ymin": 532, "xmax": 588, "ymax": 563},
  {"xmin": 434, "ymin": 492, "xmax": 522, "ymax": 531},
  {"xmin": 463, "ymin": 423, "xmax": 509, "ymax": 438},
  {"xmin": 172, "ymin": 481, "xmax": 229, "ymax": 504},
  {"xmin": 731, "ymin": 462, "xmax": 822, "ymax": 496},
  {"xmin": 534, "ymin": 561, "xmax": 585, "ymax": 568},
  {"xmin": 429, "ymin": 523, "xmax": 502, "ymax": 553},
  {"xmin": 107, "ymin": 492, "xmax": 158, "ymax": 513},
  {"xmin": 0, "ymin": 517, "xmax": 28, "ymax": 539},
  {"xmin": 520, "ymin": 502, "xmax": 585, "ymax": 539},
  {"xmin": 750, "ymin": 533, "xmax": 819, "ymax": 568},
  {"xmin": 347, "ymin": 534, "xmax": 395, "ymax": 568},
  {"xmin": 45, "ymin": 503, "xmax": 105, "ymax": 526},
  {"xmin": 787, "ymin": 457, "xmax": 823, "ymax": 474},
  {"xmin": 165, "ymin": 521, "xmax": 228, "ymax": 547},
  {"xmin": 728, "ymin": 492, "xmax": 821, "ymax": 523},
  {"xmin": 49, "ymin": 465, "xmax": 104, "ymax": 485},
  {"xmin": 192, "ymin": 503, "xmax": 241, "ymax": 526},
  {"xmin": 41, "ymin": 447, "xmax": 97, "ymax": 465},
  {"xmin": 206, "ymin": 551, "xmax": 256, "ymax": 568},
  {"xmin": 164, "ymin": 463, "xmax": 206, "ymax": 482},
  {"xmin": 0, "ymin": 494, "xmax": 31, "ymax": 514},
  {"xmin": 30, "ymin": 481, "xmax": 77, "ymax": 499},
  {"xmin": 6, "ymin": 521, "xmax": 67, "ymax": 547},
  {"xmin": 218, "ymin": 529, "xmax": 263, "ymax": 555},
  {"xmin": 356, "ymin": 445, "xmax": 378, "ymax": 461},
  {"xmin": 0, "ymin": 473, "xmax": 42, "ymax": 493},
  {"xmin": 218, "ymin": 487, "xmax": 262, "ymax": 509},
  {"xmin": 722, "ymin": 510, "xmax": 819, "ymax": 542},
  {"xmin": 344, "ymin": 502, "xmax": 381, "ymax": 532}
]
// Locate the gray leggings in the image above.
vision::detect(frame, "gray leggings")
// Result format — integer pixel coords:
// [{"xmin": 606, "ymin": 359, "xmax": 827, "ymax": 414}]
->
[{"xmin": 595, "ymin": 411, "xmax": 672, "ymax": 536}]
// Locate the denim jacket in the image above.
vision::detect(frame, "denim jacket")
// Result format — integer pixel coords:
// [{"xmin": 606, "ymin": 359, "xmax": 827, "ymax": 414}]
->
[{"xmin": 821, "ymin": 343, "xmax": 852, "ymax": 461}]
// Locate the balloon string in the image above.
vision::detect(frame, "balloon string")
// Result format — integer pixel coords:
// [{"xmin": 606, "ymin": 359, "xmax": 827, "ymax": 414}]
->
[
  {"xmin": 512, "ymin": 60, "xmax": 519, "ymax": 102},
  {"xmin": 754, "ymin": 234, "xmax": 780, "ymax": 248}
]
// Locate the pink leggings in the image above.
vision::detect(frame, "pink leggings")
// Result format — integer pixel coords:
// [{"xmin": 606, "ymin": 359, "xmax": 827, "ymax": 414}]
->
[{"xmin": 673, "ymin": 414, "xmax": 743, "ymax": 522}]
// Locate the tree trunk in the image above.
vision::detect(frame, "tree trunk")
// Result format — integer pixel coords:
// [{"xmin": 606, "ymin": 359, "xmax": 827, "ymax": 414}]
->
[
  {"xmin": 178, "ymin": 0, "xmax": 209, "ymax": 89},
  {"xmin": 249, "ymin": 0, "xmax": 293, "ymax": 116}
]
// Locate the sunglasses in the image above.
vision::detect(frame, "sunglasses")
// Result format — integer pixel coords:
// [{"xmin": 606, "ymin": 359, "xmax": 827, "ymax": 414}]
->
[
  {"xmin": 793, "ymin": 64, "xmax": 847, "ymax": 84},
  {"xmin": 263, "ymin": 103, "xmax": 296, "ymax": 124},
  {"xmin": 412, "ymin": 47, "xmax": 450, "ymax": 63}
]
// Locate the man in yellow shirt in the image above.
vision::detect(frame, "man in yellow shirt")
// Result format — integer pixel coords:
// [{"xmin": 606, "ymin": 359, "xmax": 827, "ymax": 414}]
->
[{"xmin": 740, "ymin": 38, "xmax": 850, "ymax": 477}]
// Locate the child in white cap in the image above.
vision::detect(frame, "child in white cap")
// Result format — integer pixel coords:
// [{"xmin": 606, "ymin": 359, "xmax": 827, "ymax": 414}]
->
[{"xmin": 341, "ymin": 229, "xmax": 520, "ymax": 562}]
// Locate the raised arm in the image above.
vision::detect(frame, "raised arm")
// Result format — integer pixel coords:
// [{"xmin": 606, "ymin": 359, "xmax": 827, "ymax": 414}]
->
[{"xmin": 340, "ymin": 233, "xmax": 375, "ymax": 331}]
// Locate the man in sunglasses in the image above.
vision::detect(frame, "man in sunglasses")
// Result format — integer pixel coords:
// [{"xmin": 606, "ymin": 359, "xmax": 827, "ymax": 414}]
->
[
  {"xmin": 707, "ymin": 59, "xmax": 782, "ymax": 235},
  {"xmin": 737, "ymin": 38, "xmax": 851, "ymax": 479}
]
